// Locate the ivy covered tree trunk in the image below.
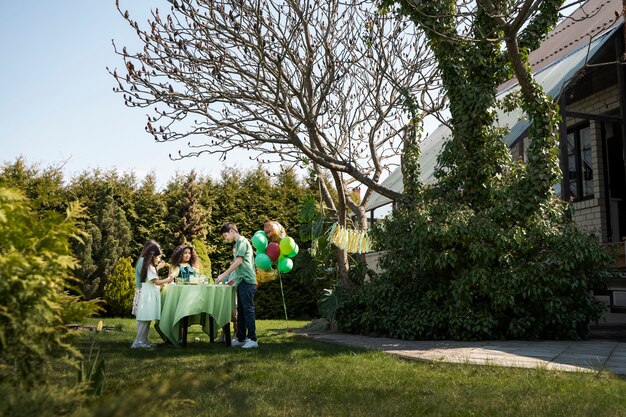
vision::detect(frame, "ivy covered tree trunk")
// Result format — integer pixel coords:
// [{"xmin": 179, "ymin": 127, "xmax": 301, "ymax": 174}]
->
[
  {"xmin": 337, "ymin": 0, "xmax": 614, "ymax": 340},
  {"xmin": 400, "ymin": 116, "xmax": 424, "ymax": 207},
  {"xmin": 386, "ymin": 0, "xmax": 562, "ymax": 212}
]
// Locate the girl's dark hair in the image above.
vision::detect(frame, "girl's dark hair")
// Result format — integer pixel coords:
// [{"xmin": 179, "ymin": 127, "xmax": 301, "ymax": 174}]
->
[
  {"xmin": 136, "ymin": 239, "xmax": 161, "ymax": 269},
  {"xmin": 140, "ymin": 239, "xmax": 160, "ymax": 257},
  {"xmin": 170, "ymin": 245, "xmax": 199, "ymax": 270},
  {"xmin": 140, "ymin": 244, "xmax": 163, "ymax": 282}
]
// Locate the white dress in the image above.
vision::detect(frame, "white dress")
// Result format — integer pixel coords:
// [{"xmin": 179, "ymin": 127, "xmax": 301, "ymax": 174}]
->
[{"xmin": 135, "ymin": 265, "xmax": 161, "ymax": 321}]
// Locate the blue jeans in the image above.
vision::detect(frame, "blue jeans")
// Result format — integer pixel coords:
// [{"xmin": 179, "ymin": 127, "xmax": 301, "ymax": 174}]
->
[{"xmin": 236, "ymin": 282, "xmax": 256, "ymax": 342}]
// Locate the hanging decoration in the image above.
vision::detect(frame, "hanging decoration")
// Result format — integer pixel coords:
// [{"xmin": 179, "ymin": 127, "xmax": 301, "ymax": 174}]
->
[{"xmin": 328, "ymin": 223, "xmax": 372, "ymax": 254}]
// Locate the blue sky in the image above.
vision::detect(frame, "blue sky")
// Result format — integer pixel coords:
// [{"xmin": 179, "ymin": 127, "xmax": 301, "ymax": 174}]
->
[{"xmin": 0, "ymin": 1, "xmax": 260, "ymax": 187}]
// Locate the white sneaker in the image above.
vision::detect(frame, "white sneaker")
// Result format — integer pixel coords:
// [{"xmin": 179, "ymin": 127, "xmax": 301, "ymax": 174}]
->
[
  {"xmin": 241, "ymin": 340, "xmax": 258, "ymax": 349},
  {"xmin": 231, "ymin": 338, "xmax": 250, "ymax": 347},
  {"xmin": 131, "ymin": 342, "xmax": 148, "ymax": 349}
]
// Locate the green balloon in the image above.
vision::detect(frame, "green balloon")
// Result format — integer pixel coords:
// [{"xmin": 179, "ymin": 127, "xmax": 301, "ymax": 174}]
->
[
  {"xmin": 255, "ymin": 253, "xmax": 273, "ymax": 271},
  {"xmin": 279, "ymin": 236, "xmax": 296, "ymax": 255},
  {"xmin": 277, "ymin": 257, "xmax": 293, "ymax": 273},
  {"xmin": 286, "ymin": 243, "xmax": 299, "ymax": 258},
  {"xmin": 251, "ymin": 233, "xmax": 268, "ymax": 251}
]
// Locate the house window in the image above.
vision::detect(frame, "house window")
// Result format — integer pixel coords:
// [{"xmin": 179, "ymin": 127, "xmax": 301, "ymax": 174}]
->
[{"xmin": 567, "ymin": 124, "xmax": 593, "ymax": 200}]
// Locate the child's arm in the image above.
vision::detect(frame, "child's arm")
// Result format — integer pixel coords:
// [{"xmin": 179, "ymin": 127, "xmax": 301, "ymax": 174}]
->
[
  {"xmin": 147, "ymin": 265, "xmax": 174, "ymax": 286},
  {"xmin": 153, "ymin": 276, "xmax": 173, "ymax": 286},
  {"xmin": 216, "ymin": 257, "xmax": 243, "ymax": 283}
]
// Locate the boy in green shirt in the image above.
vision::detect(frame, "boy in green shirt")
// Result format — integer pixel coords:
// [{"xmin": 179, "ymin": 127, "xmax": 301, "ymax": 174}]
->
[{"xmin": 216, "ymin": 222, "xmax": 258, "ymax": 348}]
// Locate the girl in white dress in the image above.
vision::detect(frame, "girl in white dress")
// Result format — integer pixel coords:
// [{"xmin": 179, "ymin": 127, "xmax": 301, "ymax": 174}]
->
[
  {"xmin": 132, "ymin": 239, "xmax": 163, "ymax": 316},
  {"xmin": 131, "ymin": 243, "xmax": 173, "ymax": 348}
]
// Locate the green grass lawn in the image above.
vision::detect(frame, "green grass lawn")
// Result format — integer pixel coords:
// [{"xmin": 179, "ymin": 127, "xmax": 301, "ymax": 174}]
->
[{"xmin": 57, "ymin": 318, "xmax": 626, "ymax": 417}]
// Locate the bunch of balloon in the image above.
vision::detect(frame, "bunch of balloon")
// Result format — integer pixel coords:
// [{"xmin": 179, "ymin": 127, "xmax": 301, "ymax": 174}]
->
[
  {"xmin": 254, "ymin": 223, "xmax": 298, "ymax": 333},
  {"xmin": 264, "ymin": 220, "xmax": 286, "ymax": 243},
  {"xmin": 251, "ymin": 227, "xmax": 299, "ymax": 278},
  {"xmin": 277, "ymin": 236, "xmax": 298, "ymax": 272}
]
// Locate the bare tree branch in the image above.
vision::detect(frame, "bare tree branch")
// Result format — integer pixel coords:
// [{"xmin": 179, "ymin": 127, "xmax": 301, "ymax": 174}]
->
[{"xmin": 110, "ymin": 0, "xmax": 444, "ymax": 203}]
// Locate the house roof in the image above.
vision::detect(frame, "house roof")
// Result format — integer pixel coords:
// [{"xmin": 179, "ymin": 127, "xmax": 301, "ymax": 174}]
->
[
  {"xmin": 499, "ymin": 0, "xmax": 622, "ymax": 92},
  {"xmin": 366, "ymin": 0, "xmax": 623, "ymax": 212},
  {"xmin": 499, "ymin": 23, "xmax": 620, "ymax": 147}
]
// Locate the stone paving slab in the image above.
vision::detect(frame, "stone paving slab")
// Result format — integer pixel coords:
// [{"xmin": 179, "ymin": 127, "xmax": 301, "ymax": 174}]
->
[{"xmin": 299, "ymin": 331, "xmax": 626, "ymax": 375}]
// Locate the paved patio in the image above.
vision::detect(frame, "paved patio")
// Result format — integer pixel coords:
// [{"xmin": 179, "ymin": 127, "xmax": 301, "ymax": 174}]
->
[{"xmin": 299, "ymin": 331, "xmax": 626, "ymax": 375}]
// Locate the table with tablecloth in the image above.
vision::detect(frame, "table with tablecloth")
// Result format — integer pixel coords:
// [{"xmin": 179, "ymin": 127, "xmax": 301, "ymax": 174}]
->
[{"xmin": 155, "ymin": 283, "xmax": 236, "ymax": 347}]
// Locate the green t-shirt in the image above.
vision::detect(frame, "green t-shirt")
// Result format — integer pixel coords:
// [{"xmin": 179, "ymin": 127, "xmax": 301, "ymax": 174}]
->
[{"xmin": 233, "ymin": 235, "xmax": 256, "ymax": 286}]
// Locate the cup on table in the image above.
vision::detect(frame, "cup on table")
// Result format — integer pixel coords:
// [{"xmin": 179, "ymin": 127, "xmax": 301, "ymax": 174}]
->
[{"xmin": 175, "ymin": 277, "xmax": 183, "ymax": 285}]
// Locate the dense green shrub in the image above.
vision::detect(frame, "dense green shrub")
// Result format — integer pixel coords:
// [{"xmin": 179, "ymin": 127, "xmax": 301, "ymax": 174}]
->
[
  {"xmin": 59, "ymin": 291, "xmax": 102, "ymax": 324},
  {"xmin": 103, "ymin": 256, "xmax": 135, "ymax": 317},
  {"xmin": 0, "ymin": 188, "xmax": 84, "ymax": 385},
  {"xmin": 0, "ymin": 381, "xmax": 85, "ymax": 417},
  {"xmin": 255, "ymin": 270, "xmax": 321, "ymax": 320},
  {"xmin": 339, "ymin": 196, "xmax": 613, "ymax": 340}
]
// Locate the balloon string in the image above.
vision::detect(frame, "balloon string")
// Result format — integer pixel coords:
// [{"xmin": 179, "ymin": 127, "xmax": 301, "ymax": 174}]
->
[{"xmin": 278, "ymin": 272, "xmax": 289, "ymax": 325}]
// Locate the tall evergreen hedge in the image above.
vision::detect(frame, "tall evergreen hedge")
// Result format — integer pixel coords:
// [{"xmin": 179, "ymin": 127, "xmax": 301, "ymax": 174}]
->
[{"xmin": 0, "ymin": 159, "xmax": 320, "ymax": 318}]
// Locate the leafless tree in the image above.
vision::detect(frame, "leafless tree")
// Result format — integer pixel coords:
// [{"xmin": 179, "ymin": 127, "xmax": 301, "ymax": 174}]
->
[{"xmin": 110, "ymin": 0, "xmax": 443, "ymax": 283}]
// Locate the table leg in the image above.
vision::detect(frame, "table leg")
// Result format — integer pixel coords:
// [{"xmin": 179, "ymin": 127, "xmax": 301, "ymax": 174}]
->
[
  {"xmin": 223, "ymin": 322, "xmax": 231, "ymax": 347},
  {"xmin": 209, "ymin": 317, "xmax": 215, "ymax": 343},
  {"xmin": 181, "ymin": 316, "xmax": 189, "ymax": 347}
]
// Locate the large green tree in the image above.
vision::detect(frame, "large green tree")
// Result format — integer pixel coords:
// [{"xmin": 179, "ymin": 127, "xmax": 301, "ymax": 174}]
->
[{"xmin": 338, "ymin": 0, "xmax": 613, "ymax": 340}]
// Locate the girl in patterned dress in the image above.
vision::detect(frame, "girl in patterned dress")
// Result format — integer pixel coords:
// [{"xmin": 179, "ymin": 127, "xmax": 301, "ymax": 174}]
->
[{"xmin": 168, "ymin": 244, "xmax": 201, "ymax": 283}]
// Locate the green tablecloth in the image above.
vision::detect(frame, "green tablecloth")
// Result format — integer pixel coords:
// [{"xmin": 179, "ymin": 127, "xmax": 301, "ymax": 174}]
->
[{"xmin": 155, "ymin": 284, "xmax": 236, "ymax": 346}]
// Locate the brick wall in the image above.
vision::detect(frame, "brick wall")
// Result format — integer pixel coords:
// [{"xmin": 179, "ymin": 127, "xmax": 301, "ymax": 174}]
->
[
  {"xmin": 506, "ymin": 85, "xmax": 617, "ymax": 241},
  {"xmin": 566, "ymin": 85, "xmax": 618, "ymax": 241}
]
